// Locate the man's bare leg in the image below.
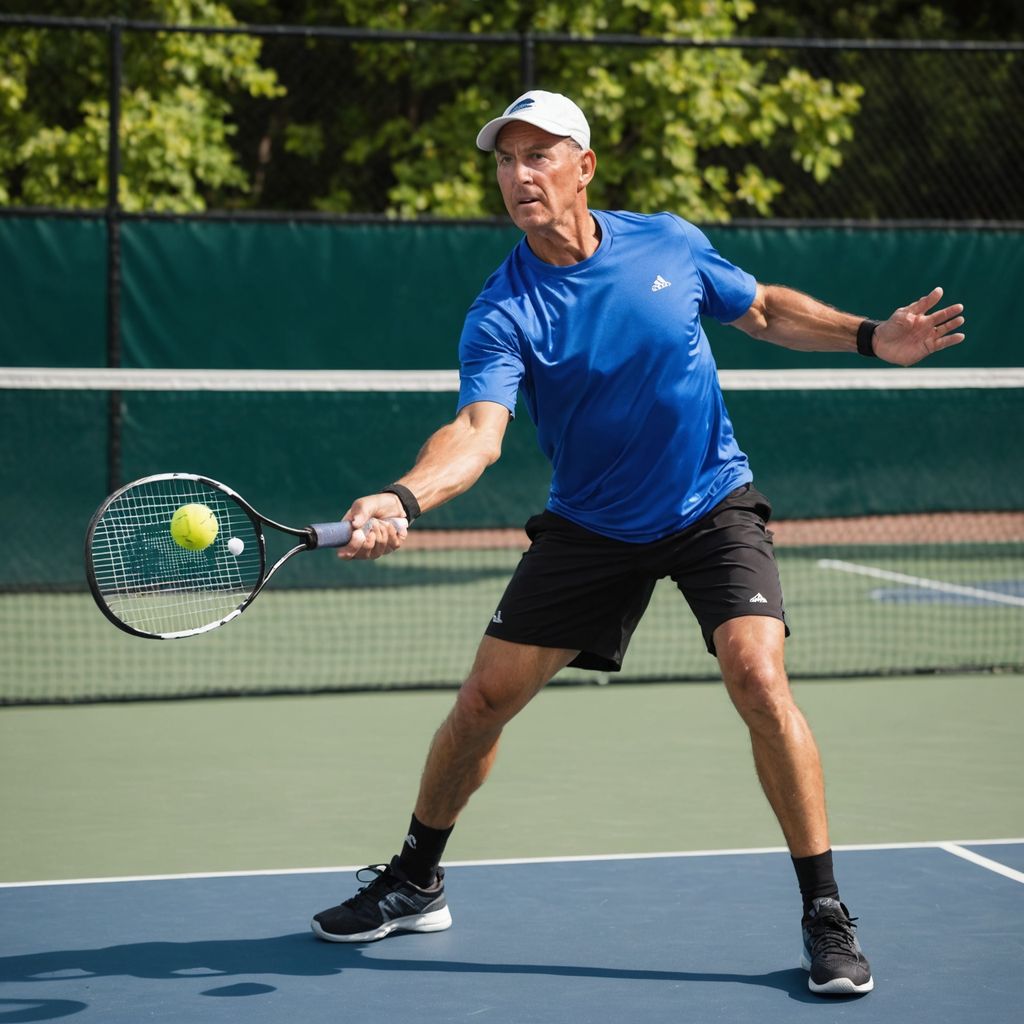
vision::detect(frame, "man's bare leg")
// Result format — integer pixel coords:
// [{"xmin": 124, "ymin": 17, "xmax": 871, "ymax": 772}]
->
[
  {"xmin": 311, "ymin": 636, "xmax": 576, "ymax": 943},
  {"xmin": 414, "ymin": 636, "xmax": 578, "ymax": 829},
  {"xmin": 714, "ymin": 615, "xmax": 829, "ymax": 857},
  {"xmin": 713, "ymin": 615, "xmax": 871, "ymax": 995}
]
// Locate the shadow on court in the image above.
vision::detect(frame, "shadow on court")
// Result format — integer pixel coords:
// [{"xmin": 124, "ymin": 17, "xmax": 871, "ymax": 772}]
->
[{"xmin": 0, "ymin": 932, "xmax": 833, "ymax": 1012}]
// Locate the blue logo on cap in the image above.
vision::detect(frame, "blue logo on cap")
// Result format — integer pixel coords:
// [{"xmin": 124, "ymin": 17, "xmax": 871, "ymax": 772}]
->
[{"xmin": 506, "ymin": 98, "xmax": 536, "ymax": 114}]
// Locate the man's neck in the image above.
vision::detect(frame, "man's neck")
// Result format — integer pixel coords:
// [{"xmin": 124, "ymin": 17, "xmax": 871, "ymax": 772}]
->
[{"xmin": 525, "ymin": 209, "xmax": 601, "ymax": 266}]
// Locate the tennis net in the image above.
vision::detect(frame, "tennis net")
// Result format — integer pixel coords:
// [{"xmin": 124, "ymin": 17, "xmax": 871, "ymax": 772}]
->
[{"xmin": 2, "ymin": 367, "xmax": 1022, "ymax": 703}]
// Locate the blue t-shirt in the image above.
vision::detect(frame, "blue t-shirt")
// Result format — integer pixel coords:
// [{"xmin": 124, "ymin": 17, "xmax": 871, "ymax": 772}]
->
[{"xmin": 457, "ymin": 209, "xmax": 757, "ymax": 543}]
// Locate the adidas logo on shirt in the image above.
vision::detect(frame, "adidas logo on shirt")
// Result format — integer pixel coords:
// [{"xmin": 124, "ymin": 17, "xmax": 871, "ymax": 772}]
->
[
  {"xmin": 749, "ymin": 593, "xmax": 768, "ymax": 604},
  {"xmin": 651, "ymin": 275, "xmax": 672, "ymax": 292}
]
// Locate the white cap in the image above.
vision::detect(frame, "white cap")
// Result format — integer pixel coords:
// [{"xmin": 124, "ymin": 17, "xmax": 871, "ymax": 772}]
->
[{"xmin": 476, "ymin": 90, "xmax": 591, "ymax": 152}]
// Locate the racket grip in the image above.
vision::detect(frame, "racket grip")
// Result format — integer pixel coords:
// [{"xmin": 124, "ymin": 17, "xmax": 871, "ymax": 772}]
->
[{"xmin": 308, "ymin": 517, "xmax": 408, "ymax": 549}]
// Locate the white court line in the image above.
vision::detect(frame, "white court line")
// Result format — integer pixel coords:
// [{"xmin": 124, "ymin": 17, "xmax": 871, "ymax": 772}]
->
[
  {"xmin": 939, "ymin": 843, "xmax": 1024, "ymax": 884},
  {"xmin": 2, "ymin": 838, "xmax": 1022, "ymax": 889},
  {"xmin": 817, "ymin": 558, "xmax": 1024, "ymax": 608}
]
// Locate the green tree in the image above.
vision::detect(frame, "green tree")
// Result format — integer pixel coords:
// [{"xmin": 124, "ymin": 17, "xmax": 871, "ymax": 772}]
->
[
  {"xmin": 744, "ymin": 0, "xmax": 1024, "ymax": 40},
  {"xmin": 739, "ymin": 1, "xmax": 1024, "ymax": 220},
  {"xmin": 231, "ymin": 0, "xmax": 861, "ymax": 220},
  {"xmin": 2, "ymin": 1, "xmax": 864, "ymax": 219},
  {"xmin": 0, "ymin": 0, "xmax": 282, "ymax": 211}
]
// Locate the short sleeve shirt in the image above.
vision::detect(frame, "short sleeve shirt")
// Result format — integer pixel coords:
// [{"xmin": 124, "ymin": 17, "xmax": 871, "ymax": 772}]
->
[{"xmin": 457, "ymin": 209, "xmax": 757, "ymax": 542}]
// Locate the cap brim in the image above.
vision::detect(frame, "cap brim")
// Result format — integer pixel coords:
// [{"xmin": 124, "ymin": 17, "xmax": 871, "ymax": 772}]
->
[
  {"xmin": 475, "ymin": 114, "xmax": 587, "ymax": 152},
  {"xmin": 475, "ymin": 116, "xmax": 516, "ymax": 152}
]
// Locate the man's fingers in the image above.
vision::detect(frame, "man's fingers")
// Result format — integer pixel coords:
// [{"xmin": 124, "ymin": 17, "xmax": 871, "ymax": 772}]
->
[
  {"xmin": 337, "ymin": 515, "xmax": 407, "ymax": 561},
  {"xmin": 933, "ymin": 331, "xmax": 966, "ymax": 352},
  {"xmin": 337, "ymin": 525, "xmax": 367, "ymax": 559},
  {"xmin": 936, "ymin": 314, "xmax": 966, "ymax": 333},
  {"xmin": 927, "ymin": 309, "xmax": 965, "ymax": 350},
  {"xmin": 907, "ymin": 286, "xmax": 944, "ymax": 313},
  {"xmin": 929, "ymin": 324, "xmax": 966, "ymax": 352},
  {"xmin": 927, "ymin": 303, "xmax": 964, "ymax": 326}
]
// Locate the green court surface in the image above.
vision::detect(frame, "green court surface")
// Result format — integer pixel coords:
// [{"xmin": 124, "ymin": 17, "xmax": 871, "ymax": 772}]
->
[{"xmin": 1, "ymin": 673, "xmax": 1021, "ymax": 884}]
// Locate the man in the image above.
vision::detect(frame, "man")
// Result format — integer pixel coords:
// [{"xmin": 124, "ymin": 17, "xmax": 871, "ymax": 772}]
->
[{"xmin": 310, "ymin": 91, "xmax": 965, "ymax": 996}]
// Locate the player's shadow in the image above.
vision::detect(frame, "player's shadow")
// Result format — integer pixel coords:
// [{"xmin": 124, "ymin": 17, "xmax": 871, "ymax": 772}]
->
[{"xmin": 0, "ymin": 932, "xmax": 846, "ymax": 1017}]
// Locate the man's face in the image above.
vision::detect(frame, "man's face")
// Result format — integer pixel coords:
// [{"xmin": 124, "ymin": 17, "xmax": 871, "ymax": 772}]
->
[{"xmin": 494, "ymin": 122, "xmax": 589, "ymax": 232}]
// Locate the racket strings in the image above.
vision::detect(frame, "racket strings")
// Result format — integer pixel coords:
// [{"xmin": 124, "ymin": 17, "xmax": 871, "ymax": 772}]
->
[{"xmin": 90, "ymin": 479, "xmax": 262, "ymax": 636}]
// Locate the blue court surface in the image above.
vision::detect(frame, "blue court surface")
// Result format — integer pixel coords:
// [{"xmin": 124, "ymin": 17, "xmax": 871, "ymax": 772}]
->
[{"xmin": 1, "ymin": 841, "xmax": 1021, "ymax": 1024}]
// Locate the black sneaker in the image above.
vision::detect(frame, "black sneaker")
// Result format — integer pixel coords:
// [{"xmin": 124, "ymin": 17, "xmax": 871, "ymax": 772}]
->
[
  {"xmin": 311, "ymin": 858, "xmax": 452, "ymax": 943},
  {"xmin": 801, "ymin": 897, "xmax": 873, "ymax": 995}
]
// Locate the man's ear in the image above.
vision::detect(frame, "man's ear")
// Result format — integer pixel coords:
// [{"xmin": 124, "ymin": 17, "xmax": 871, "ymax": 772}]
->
[{"xmin": 578, "ymin": 149, "xmax": 597, "ymax": 191}]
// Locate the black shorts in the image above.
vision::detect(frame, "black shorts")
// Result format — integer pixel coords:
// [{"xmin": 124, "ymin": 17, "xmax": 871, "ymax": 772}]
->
[{"xmin": 484, "ymin": 484, "xmax": 788, "ymax": 671}]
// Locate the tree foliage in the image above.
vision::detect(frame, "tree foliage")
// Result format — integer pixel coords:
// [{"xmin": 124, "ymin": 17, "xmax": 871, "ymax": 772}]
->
[
  {"xmin": 17, "ymin": 0, "xmax": 1022, "ymax": 219},
  {"xmin": 228, "ymin": 0, "xmax": 863, "ymax": 221},
  {"xmin": 0, "ymin": 0, "xmax": 282, "ymax": 211},
  {"xmin": 743, "ymin": 0, "xmax": 1024, "ymax": 41},
  {"xmin": 738, "ymin": 1, "xmax": 1024, "ymax": 220}
]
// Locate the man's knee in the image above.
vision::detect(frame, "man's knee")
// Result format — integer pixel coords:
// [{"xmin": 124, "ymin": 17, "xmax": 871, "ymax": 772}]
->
[
  {"xmin": 448, "ymin": 638, "xmax": 576, "ymax": 738},
  {"xmin": 715, "ymin": 617, "xmax": 795, "ymax": 734},
  {"xmin": 454, "ymin": 673, "xmax": 512, "ymax": 728},
  {"xmin": 724, "ymin": 659, "xmax": 795, "ymax": 734},
  {"xmin": 449, "ymin": 664, "xmax": 536, "ymax": 737}
]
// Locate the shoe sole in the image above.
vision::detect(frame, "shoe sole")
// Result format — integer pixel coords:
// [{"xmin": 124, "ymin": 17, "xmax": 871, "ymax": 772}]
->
[
  {"xmin": 311, "ymin": 905, "xmax": 453, "ymax": 943},
  {"xmin": 800, "ymin": 952, "xmax": 874, "ymax": 995}
]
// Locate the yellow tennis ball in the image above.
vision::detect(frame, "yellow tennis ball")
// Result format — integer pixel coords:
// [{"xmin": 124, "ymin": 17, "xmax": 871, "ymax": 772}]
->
[{"xmin": 170, "ymin": 503, "xmax": 219, "ymax": 551}]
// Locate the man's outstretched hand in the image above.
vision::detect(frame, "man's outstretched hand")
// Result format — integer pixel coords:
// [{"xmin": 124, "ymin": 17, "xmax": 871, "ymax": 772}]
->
[{"xmin": 873, "ymin": 287, "xmax": 965, "ymax": 366}]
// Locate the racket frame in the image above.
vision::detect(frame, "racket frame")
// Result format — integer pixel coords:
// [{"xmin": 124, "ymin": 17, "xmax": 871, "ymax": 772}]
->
[{"xmin": 86, "ymin": 472, "xmax": 327, "ymax": 640}]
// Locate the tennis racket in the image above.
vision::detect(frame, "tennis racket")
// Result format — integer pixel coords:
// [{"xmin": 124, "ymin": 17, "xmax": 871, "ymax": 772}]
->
[{"xmin": 85, "ymin": 472, "xmax": 406, "ymax": 639}]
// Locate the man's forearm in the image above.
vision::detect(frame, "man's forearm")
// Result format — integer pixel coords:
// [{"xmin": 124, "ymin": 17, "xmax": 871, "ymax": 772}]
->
[
  {"xmin": 738, "ymin": 284, "xmax": 863, "ymax": 352},
  {"xmin": 394, "ymin": 405, "xmax": 507, "ymax": 516}
]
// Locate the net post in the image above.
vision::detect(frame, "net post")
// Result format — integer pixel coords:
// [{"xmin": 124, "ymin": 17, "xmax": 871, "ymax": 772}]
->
[{"xmin": 105, "ymin": 17, "xmax": 124, "ymax": 494}]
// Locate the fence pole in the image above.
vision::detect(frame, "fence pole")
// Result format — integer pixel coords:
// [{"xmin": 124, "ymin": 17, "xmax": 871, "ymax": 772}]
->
[
  {"xmin": 520, "ymin": 30, "xmax": 535, "ymax": 90},
  {"xmin": 105, "ymin": 18, "xmax": 124, "ymax": 494}
]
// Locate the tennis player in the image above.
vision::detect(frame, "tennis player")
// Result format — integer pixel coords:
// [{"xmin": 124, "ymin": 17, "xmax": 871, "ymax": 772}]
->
[{"xmin": 311, "ymin": 90, "xmax": 965, "ymax": 996}]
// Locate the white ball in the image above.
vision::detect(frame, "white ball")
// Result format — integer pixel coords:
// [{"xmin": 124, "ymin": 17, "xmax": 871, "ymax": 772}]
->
[{"xmin": 227, "ymin": 537, "xmax": 244, "ymax": 556}]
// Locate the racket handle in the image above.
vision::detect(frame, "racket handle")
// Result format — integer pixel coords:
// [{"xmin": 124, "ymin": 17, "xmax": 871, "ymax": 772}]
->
[{"xmin": 308, "ymin": 517, "xmax": 408, "ymax": 549}]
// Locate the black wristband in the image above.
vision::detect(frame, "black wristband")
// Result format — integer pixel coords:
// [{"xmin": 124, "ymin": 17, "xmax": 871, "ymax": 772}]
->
[
  {"xmin": 382, "ymin": 483, "xmax": 421, "ymax": 522},
  {"xmin": 857, "ymin": 319, "xmax": 880, "ymax": 358}
]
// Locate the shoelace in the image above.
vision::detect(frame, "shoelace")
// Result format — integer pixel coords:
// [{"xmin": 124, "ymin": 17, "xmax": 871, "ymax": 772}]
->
[
  {"xmin": 340, "ymin": 864, "xmax": 397, "ymax": 909},
  {"xmin": 808, "ymin": 910, "xmax": 859, "ymax": 958}
]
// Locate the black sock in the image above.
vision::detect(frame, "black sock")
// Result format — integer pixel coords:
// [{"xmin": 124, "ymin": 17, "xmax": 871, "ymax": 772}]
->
[
  {"xmin": 395, "ymin": 814, "xmax": 453, "ymax": 888},
  {"xmin": 792, "ymin": 849, "xmax": 840, "ymax": 914}
]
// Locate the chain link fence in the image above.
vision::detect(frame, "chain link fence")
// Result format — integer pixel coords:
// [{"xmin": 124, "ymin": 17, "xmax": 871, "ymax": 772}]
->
[{"xmin": 1, "ymin": 15, "xmax": 1022, "ymax": 223}]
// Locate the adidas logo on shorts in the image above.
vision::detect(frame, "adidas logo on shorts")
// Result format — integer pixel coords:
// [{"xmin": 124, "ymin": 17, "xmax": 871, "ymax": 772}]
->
[{"xmin": 749, "ymin": 592, "xmax": 768, "ymax": 604}]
